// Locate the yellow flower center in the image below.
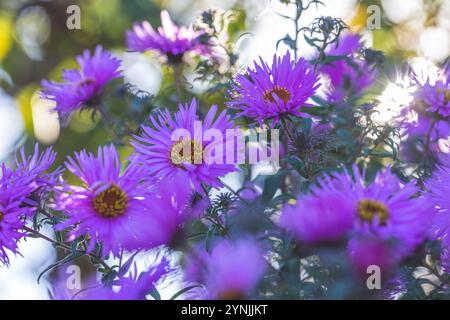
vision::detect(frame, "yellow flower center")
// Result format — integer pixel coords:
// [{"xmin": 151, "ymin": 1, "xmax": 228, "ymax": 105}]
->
[
  {"xmin": 170, "ymin": 139, "xmax": 203, "ymax": 166},
  {"xmin": 0, "ymin": 210, "xmax": 4, "ymax": 223},
  {"xmin": 263, "ymin": 86, "xmax": 291, "ymax": 105},
  {"xmin": 437, "ymin": 87, "xmax": 450, "ymax": 104},
  {"xmin": 92, "ymin": 184, "xmax": 128, "ymax": 218},
  {"xmin": 357, "ymin": 199, "xmax": 389, "ymax": 226}
]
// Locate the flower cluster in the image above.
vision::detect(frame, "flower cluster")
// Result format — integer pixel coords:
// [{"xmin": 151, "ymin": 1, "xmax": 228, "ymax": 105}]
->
[
  {"xmin": 0, "ymin": 145, "xmax": 58, "ymax": 265},
  {"xmin": 2, "ymin": 3, "xmax": 449, "ymax": 301},
  {"xmin": 281, "ymin": 166, "xmax": 432, "ymax": 276}
]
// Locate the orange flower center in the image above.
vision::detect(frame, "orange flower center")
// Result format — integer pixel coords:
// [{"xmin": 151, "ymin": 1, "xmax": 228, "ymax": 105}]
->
[
  {"xmin": 92, "ymin": 184, "xmax": 128, "ymax": 218},
  {"xmin": 78, "ymin": 79, "xmax": 95, "ymax": 87},
  {"xmin": 357, "ymin": 199, "xmax": 389, "ymax": 226},
  {"xmin": 437, "ymin": 88, "xmax": 450, "ymax": 104},
  {"xmin": 218, "ymin": 289, "xmax": 246, "ymax": 300},
  {"xmin": 263, "ymin": 86, "xmax": 291, "ymax": 105}
]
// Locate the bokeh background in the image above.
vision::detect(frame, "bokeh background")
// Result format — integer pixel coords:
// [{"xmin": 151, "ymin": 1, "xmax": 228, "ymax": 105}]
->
[{"xmin": 0, "ymin": 0, "xmax": 449, "ymax": 299}]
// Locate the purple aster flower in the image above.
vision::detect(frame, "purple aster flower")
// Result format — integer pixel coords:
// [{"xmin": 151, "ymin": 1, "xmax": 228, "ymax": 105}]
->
[
  {"xmin": 348, "ymin": 238, "xmax": 398, "ymax": 277},
  {"xmin": 402, "ymin": 116, "xmax": 450, "ymax": 157},
  {"xmin": 132, "ymin": 98, "xmax": 237, "ymax": 192},
  {"xmin": 426, "ymin": 154, "xmax": 450, "ymax": 272},
  {"xmin": 56, "ymin": 145, "xmax": 191, "ymax": 256},
  {"xmin": 415, "ymin": 74, "xmax": 450, "ymax": 118},
  {"xmin": 227, "ymin": 51, "xmax": 321, "ymax": 126},
  {"xmin": 282, "ymin": 165, "xmax": 431, "ymax": 275},
  {"xmin": 127, "ymin": 10, "xmax": 210, "ymax": 64},
  {"xmin": 409, "ymin": 116, "xmax": 450, "ymax": 139},
  {"xmin": 320, "ymin": 33, "xmax": 375, "ymax": 102},
  {"xmin": 0, "ymin": 165, "xmax": 34, "ymax": 266},
  {"xmin": 184, "ymin": 238, "xmax": 266, "ymax": 299},
  {"xmin": 280, "ymin": 175, "xmax": 355, "ymax": 244},
  {"xmin": 51, "ymin": 257, "xmax": 171, "ymax": 300},
  {"xmin": 14, "ymin": 144, "xmax": 61, "ymax": 206},
  {"xmin": 345, "ymin": 167, "xmax": 432, "ymax": 274},
  {"xmin": 41, "ymin": 45, "xmax": 121, "ymax": 125},
  {"xmin": 405, "ymin": 65, "xmax": 450, "ymax": 143}
]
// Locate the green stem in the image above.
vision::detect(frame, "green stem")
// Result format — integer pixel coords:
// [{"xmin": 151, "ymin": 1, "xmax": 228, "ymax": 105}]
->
[
  {"xmin": 280, "ymin": 117, "xmax": 297, "ymax": 146},
  {"xmin": 173, "ymin": 64, "xmax": 184, "ymax": 103},
  {"xmin": 24, "ymin": 226, "xmax": 112, "ymax": 271},
  {"xmin": 97, "ymin": 104, "xmax": 121, "ymax": 142},
  {"xmin": 219, "ymin": 179, "xmax": 251, "ymax": 207}
]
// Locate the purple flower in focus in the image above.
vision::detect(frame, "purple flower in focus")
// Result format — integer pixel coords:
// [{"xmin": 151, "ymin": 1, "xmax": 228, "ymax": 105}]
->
[
  {"xmin": 41, "ymin": 46, "xmax": 121, "ymax": 125},
  {"xmin": 132, "ymin": 99, "xmax": 237, "ymax": 192},
  {"xmin": 426, "ymin": 154, "xmax": 450, "ymax": 272},
  {"xmin": 56, "ymin": 145, "xmax": 191, "ymax": 256},
  {"xmin": 0, "ymin": 165, "xmax": 34, "ymax": 266},
  {"xmin": 127, "ymin": 10, "xmax": 210, "ymax": 64},
  {"xmin": 227, "ymin": 51, "xmax": 321, "ymax": 126},
  {"xmin": 185, "ymin": 238, "xmax": 266, "ymax": 299},
  {"xmin": 320, "ymin": 33, "xmax": 375, "ymax": 102},
  {"xmin": 280, "ymin": 175, "xmax": 355, "ymax": 243}
]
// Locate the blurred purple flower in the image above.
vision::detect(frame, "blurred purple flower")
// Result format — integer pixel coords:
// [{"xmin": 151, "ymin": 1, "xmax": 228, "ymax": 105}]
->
[
  {"xmin": 320, "ymin": 33, "xmax": 375, "ymax": 103},
  {"xmin": 184, "ymin": 238, "xmax": 266, "ymax": 299},
  {"xmin": 127, "ymin": 10, "xmax": 210, "ymax": 64},
  {"xmin": 416, "ymin": 75, "xmax": 450, "ymax": 118},
  {"xmin": 405, "ymin": 66, "xmax": 450, "ymax": 142},
  {"xmin": 41, "ymin": 45, "xmax": 121, "ymax": 125},
  {"xmin": 282, "ymin": 165, "xmax": 432, "ymax": 275},
  {"xmin": 280, "ymin": 174, "xmax": 355, "ymax": 243},
  {"xmin": 426, "ymin": 154, "xmax": 450, "ymax": 272},
  {"xmin": 346, "ymin": 167, "xmax": 432, "ymax": 274},
  {"xmin": 227, "ymin": 51, "xmax": 320, "ymax": 126},
  {"xmin": 132, "ymin": 98, "xmax": 237, "ymax": 192},
  {"xmin": 348, "ymin": 238, "xmax": 398, "ymax": 277},
  {"xmin": 56, "ymin": 145, "xmax": 191, "ymax": 256},
  {"xmin": 14, "ymin": 144, "xmax": 62, "ymax": 207},
  {"xmin": 0, "ymin": 165, "xmax": 34, "ymax": 266}
]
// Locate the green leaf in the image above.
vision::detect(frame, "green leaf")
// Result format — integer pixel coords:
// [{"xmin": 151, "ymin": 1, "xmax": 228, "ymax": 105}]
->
[
  {"xmin": 277, "ymin": 34, "xmax": 295, "ymax": 50},
  {"xmin": 148, "ymin": 287, "xmax": 161, "ymax": 300},
  {"xmin": 37, "ymin": 252, "xmax": 83, "ymax": 284},
  {"xmin": 260, "ymin": 170, "xmax": 289, "ymax": 207},
  {"xmin": 117, "ymin": 249, "xmax": 142, "ymax": 277},
  {"xmin": 170, "ymin": 285, "xmax": 203, "ymax": 300},
  {"xmin": 205, "ymin": 225, "xmax": 217, "ymax": 253}
]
